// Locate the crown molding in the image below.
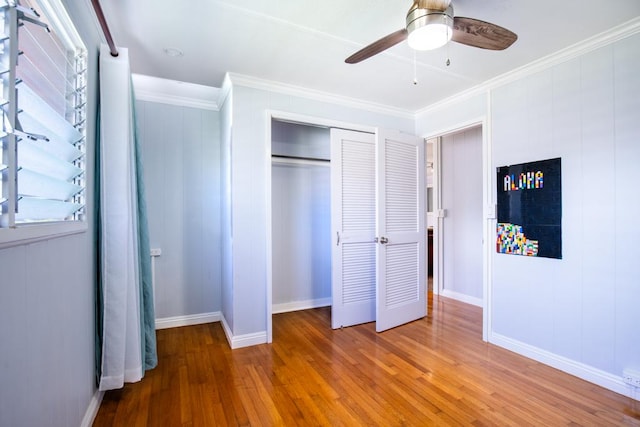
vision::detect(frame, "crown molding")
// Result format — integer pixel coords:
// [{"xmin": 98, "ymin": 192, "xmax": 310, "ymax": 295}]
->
[
  {"xmin": 132, "ymin": 74, "xmax": 220, "ymax": 110},
  {"xmin": 226, "ymin": 72, "xmax": 415, "ymax": 120},
  {"xmin": 416, "ymin": 16, "xmax": 640, "ymax": 117},
  {"xmin": 218, "ymin": 73, "xmax": 233, "ymax": 109}
]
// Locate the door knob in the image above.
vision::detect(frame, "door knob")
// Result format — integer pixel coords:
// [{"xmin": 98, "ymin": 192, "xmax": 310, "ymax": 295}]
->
[{"xmin": 379, "ymin": 236, "xmax": 388, "ymax": 244}]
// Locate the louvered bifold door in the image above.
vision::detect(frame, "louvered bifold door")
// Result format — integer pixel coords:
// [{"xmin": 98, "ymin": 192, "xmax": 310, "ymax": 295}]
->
[
  {"xmin": 375, "ymin": 129, "xmax": 426, "ymax": 332},
  {"xmin": 330, "ymin": 129, "xmax": 376, "ymax": 329}
]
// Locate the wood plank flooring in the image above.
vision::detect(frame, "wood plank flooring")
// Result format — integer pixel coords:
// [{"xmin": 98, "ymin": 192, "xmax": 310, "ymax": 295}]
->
[{"xmin": 94, "ymin": 294, "xmax": 640, "ymax": 426}]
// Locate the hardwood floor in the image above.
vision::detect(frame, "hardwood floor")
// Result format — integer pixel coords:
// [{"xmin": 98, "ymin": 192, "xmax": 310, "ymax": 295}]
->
[{"xmin": 94, "ymin": 294, "xmax": 640, "ymax": 426}]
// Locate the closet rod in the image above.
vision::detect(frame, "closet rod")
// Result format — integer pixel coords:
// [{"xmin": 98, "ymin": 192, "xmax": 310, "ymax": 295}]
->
[
  {"xmin": 272, "ymin": 154, "xmax": 330, "ymax": 163},
  {"xmin": 91, "ymin": 0, "xmax": 118, "ymax": 57}
]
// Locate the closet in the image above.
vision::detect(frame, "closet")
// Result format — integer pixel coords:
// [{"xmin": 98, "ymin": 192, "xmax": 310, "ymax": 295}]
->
[
  {"xmin": 271, "ymin": 120, "xmax": 332, "ymax": 313},
  {"xmin": 269, "ymin": 118, "xmax": 426, "ymax": 334}
]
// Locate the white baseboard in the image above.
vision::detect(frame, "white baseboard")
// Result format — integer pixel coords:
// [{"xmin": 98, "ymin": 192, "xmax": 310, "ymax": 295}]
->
[
  {"xmin": 155, "ymin": 311, "xmax": 221, "ymax": 330},
  {"xmin": 220, "ymin": 314, "xmax": 268, "ymax": 349},
  {"xmin": 272, "ymin": 297, "xmax": 331, "ymax": 314},
  {"xmin": 155, "ymin": 311, "xmax": 267, "ymax": 349},
  {"xmin": 441, "ymin": 289, "xmax": 483, "ymax": 307},
  {"xmin": 80, "ymin": 389, "xmax": 104, "ymax": 427},
  {"xmin": 490, "ymin": 332, "xmax": 639, "ymax": 401}
]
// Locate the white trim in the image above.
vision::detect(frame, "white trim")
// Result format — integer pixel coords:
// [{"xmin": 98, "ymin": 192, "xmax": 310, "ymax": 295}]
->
[
  {"xmin": 0, "ymin": 221, "xmax": 87, "ymax": 249},
  {"xmin": 231, "ymin": 331, "xmax": 268, "ymax": 349},
  {"xmin": 220, "ymin": 314, "xmax": 267, "ymax": 349},
  {"xmin": 80, "ymin": 390, "xmax": 104, "ymax": 427},
  {"xmin": 415, "ymin": 17, "xmax": 640, "ymax": 117},
  {"xmin": 134, "ymin": 90, "xmax": 219, "ymax": 110},
  {"xmin": 37, "ymin": 0, "xmax": 85, "ymax": 50},
  {"xmin": 132, "ymin": 74, "xmax": 219, "ymax": 110},
  {"xmin": 228, "ymin": 73, "xmax": 414, "ymax": 120},
  {"xmin": 419, "ymin": 117, "xmax": 486, "ymax": 140},
  {"xmin": 265, "ymin": 114, "xmax": 273, "ymax": 344},
  {"xmin": 272, "ymin": 298, "xmax": 331, "ymax": 314},
  {"xmin": 490, "ymin": 332, "xmax": 640, "ymax": 401},
  {"xmin": 268, "ymin": 110, "xmax": 376, "ymax": 134},
  {"xmin": 431, "ymin": 137, "xmax": 442, "ymax": 296},
  {"xmin": 441, "ymin": 289, "xmax": 483, "ymax": 308},
  {"xmin": 483, "ymin": 97, "xmax": 494, "ymax": 343},
  {"xmin": 220, "ymin": 314, "xmax": 233, "ymax": 348},
  {"xmin": 155, "ymin": 311, "xmax": 221, "ymax": 330},
  {"xmin": 218, "ymin": 73, "xmax": 233, "ymax": 109}
]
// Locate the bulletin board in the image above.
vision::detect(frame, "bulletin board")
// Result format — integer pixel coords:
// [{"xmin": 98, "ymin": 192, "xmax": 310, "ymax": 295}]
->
[{"xmin": 496, "ymin": 158, "xmax": 562, "ymax": 259}]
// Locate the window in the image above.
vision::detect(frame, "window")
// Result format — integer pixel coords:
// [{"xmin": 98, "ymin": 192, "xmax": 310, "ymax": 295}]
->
[{"xmin": 0, "ymin": 0, "xmax": 87, "ymax": 246}]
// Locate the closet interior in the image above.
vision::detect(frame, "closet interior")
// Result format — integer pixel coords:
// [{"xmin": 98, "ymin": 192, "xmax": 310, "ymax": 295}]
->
[{"xmin": 271, "ymin": 119, "xmax": 332, "ymax": 314}]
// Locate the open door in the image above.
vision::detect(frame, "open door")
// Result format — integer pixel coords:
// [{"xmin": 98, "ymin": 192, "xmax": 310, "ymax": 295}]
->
[
  {"xmin": 375, "ymin": 129, "xmax": 426, "ymax": 332},
  {"xmin": 330, "ymin": 129, "xmax": 376, "ymax": 329},
  {"xmin": 331, "ymin": 127, "xmax": 426, "ymax": 331}
]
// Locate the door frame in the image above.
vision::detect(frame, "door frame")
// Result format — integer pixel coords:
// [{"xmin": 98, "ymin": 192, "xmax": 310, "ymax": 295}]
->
[
  {"xmin": 421, "ymin": 116, "xmax": 493, "ymax": 341},
  {"xmin": 265, "ymin": 110, "xmax": 375, "ymax": 343}
]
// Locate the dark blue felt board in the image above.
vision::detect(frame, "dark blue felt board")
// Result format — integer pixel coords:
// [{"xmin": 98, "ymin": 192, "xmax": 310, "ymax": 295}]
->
[{"xmin": 496, "ymin": 158, "xmax": 562, "ymax": 259}]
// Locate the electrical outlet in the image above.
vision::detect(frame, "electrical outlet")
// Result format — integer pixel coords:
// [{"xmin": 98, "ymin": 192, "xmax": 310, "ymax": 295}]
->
[{"xmin": 622, "ymin": 369, "xmax": 640, "ymax": 387}]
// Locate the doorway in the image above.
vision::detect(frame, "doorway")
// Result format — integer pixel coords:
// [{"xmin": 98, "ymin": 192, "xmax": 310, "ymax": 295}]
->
[
  {"xmin": 271, "ymin": 119, "xmax": 332, "ymax": 314},
  {"xmin": 267, "ymin": 113, "xmax": 427, "ymax": 341},
  {"xmin": 423, "ymin": 119, "xmax": 492, "ymax": 340},
  {"xmin": 439, "ymin": 125, "xmax": 484, "ymax": 306}
]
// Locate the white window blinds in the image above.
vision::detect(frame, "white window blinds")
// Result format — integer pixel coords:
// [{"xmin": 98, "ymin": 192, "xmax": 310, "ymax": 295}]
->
[{"xmin": 1, "ymin": 0, "xmax": 86, "ymax": 228}]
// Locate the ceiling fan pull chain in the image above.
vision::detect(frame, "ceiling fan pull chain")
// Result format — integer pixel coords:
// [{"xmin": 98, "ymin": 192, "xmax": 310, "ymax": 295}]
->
[
  {"xmin": 446, "ymin": 39, "xmax": 451, "ymax": 66},
  {"xmin": 413, "ymin": 50, "xmax": 418, "ymax": 85}
]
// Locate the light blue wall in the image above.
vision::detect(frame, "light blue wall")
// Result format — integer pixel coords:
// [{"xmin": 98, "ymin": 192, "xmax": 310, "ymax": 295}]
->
[
  {"xmin": 0, "ymin": 1, "xmax": 101, "ymax": 426},
  {"xmin": 136, "ymin": 100, "xmax": 222, "ymax": 319},
  {"xmin": 491, "ymin": 34, "xmax": 640, "ymax": 380},
  {"xmin": 227, "ymin": 82, "xmax": 415, "ymax": 336},
  {"xmin": 416, "ymin": 32, "xmax": 640, "ymax": 392}
]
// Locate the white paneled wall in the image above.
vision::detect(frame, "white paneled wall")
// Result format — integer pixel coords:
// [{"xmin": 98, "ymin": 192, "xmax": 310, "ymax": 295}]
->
[
  {"xmin": 136, "ymin": 100, "xmax": 221, "ymax": 322},
  {"xmin": 415, "ymin": 30, "xmax": 640, "ymax": 399},
  {"xmin": 0, "ymin": 234, "xmax": 96, "ymax": 427},
  {"xmin": 491, "ymin": 33, "xmax": 640, "ymax": 383}
]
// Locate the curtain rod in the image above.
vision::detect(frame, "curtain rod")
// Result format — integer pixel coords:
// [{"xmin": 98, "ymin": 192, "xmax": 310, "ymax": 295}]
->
[{"xmin": 90, "ymin": 0, "xmax": 118, "ymax": 57}]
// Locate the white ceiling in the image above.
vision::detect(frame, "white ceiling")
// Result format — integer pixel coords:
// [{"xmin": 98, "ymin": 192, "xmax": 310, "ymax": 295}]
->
[{"xmin": 99, "ymin": 0, "xmax": 640, "ymax": 112}]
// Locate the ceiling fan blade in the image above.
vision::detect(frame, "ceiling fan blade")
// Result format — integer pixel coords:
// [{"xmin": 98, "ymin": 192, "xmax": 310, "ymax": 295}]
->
[
  {"xmin": 345, "ymin": 28, "xmax": 408, "ymax": 64},
  {"xmin": 452, "ymin": 17, "xmax": 517, "ymax": 50}
]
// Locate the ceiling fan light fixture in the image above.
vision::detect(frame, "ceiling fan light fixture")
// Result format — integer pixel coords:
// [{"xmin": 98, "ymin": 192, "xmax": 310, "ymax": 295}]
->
[{"xmin": 406, "ymin": 6, "xmax": 453, "ymax": 51}]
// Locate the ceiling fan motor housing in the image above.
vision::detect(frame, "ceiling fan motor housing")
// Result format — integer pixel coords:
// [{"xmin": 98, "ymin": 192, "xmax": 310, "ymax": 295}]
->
[{"xmin": 406, "ymin": 5, "xmax": 454, "ymax": 50}]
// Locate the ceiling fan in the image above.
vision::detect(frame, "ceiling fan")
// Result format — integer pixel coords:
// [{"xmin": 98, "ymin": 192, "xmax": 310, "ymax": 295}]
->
[{"xmin": 345, "ymin": 0, "xmax": 517, "ymax": 64}]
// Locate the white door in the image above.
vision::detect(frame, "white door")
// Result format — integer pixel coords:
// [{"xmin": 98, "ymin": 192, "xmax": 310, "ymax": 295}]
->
[
  {"xmin": 331, "ymin": 128, "xmax": 426, "ymax": 331},
  {"xmin": 375, "ymin": 129, "xmax": 426, "ymax": 332},
  {"xmin": 330, "ymin": 129, "xmax": 376, "ymax": 328}
]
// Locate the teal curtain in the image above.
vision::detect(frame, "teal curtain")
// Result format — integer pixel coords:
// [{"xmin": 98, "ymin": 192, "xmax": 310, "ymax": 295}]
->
[
  {"xmin": 96, "ymin": 45, "xmax": 156, "ymax": 390},
  {"xmin": 131, "ymin": 84, "xmax": 157, "ymax": 371}
]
